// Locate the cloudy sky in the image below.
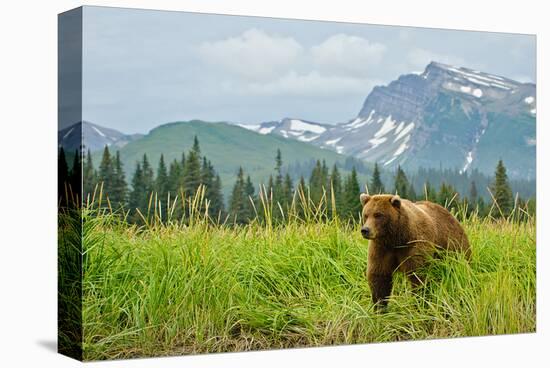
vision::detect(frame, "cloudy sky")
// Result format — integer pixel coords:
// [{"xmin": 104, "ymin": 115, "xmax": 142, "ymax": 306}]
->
[{"xmin": 79, "ymin": 6, "xmax": 536, "ymax": 134}]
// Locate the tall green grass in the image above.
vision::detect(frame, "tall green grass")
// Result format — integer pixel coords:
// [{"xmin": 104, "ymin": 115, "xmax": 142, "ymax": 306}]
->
[{"xmin": 80, "ymin": 187, "xmax": 536, "ymax": 360}]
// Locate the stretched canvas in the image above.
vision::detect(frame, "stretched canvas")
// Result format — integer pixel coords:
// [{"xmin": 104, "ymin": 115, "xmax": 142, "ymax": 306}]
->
[{"xmin": 58, "ymin": 6, "xmax": 536, "ymax": 361}]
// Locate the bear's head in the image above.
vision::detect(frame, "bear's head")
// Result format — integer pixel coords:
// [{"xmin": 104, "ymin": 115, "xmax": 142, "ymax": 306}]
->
[{"xmin": 359, "ymin": 194, "xmax": 401, "ymax": 240}]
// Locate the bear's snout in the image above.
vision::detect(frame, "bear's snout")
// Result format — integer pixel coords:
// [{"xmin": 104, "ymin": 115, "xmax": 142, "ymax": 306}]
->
[{"xmin": 361, "ymin": 227, "xmax": 371, "ymax": 239}]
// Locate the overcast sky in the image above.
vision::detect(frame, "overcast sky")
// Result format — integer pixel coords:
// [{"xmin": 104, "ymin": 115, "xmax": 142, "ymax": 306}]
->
[{"xmin": 80, "ymin": 6, "xmax": 536, "ymax": 134}]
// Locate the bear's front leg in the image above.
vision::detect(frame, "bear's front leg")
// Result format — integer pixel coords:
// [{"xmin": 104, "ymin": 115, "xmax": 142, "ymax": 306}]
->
[{"xmin": 367, "ymin": 272, "xmax": 393, "ymax": 311}]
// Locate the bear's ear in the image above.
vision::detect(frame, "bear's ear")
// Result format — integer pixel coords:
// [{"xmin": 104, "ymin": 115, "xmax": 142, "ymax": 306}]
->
[
  {"xmin": 390, "ymin": 195, "xmax": 401, "ymax": 209},
  {"xmin": 360, "ymin": 193, "xmax": 371, "ymax": 206}
]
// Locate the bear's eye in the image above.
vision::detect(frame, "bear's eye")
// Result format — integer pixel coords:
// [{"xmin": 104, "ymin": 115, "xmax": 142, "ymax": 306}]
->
[{"xmin": 373, "ymin": 213, "xmax": 383, "ymax": 219}]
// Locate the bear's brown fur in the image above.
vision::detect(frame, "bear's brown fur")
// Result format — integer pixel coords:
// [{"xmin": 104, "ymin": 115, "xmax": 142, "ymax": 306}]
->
[{"xmin": 359, "ymin": 193, "xmax": 471, "ymax": 310}]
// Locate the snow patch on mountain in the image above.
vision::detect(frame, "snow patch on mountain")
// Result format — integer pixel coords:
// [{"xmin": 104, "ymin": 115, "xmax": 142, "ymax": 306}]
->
[
  {"xmin": 346, "ymin": 110, "xmax": 375, "ymax": 130},
  {"xmin": 325, "ymin": 137, "xmax": 342, "ymax": 146},
  {"xmin": 259, "ymin": 126, "xmax": 275, "ymax": 135},
  {"xmin": 395, "ymin": 122, "xmax": 405, "ymax": 134},
  {"xmin": 460, "ymin": 151, "xmax": 474, "ymax": 173},
  {"xmin": 91, "ymin": 125, "xmax": 106, "ymax": 138},
  {"xmin": 238, "ymin": 123, "xmax": 261, "ymax": 131},
  {"xmin": 394, "ymin": 122, "xmax": 414, "ymax": 142},
  {"xmin": 367, "ymin": 136, "xmax": 387, "ymax": 150},
  {"xmin": 297, "ymin": 135, "xmax": 318, "ymax": 142},
  {"xmin": 374, "ymin": 115, "xmax": 397, "ymax": 138},
  {"xmin": 393, "ymin": 135, "xmax": 411, "ymax": 156},
  {"xmin": 62, "ymin": 127, "xmax": 74, "ymax": 140},
  {"xmin": 290, "ymin": 119, "xmax": 326, "ymax": 133},
  {"xmin": 460, "ymin": 86, "xmax": 472, "ymax": 94},
  {"xmin": 445, "ymin": 65, "xmax": 515, "ymax": 90},
  {"xmin": 384, "ymin": 156, "xmax": 398, "ymax": 166},
  {"xmin": 239, "ymin": 62, "xmax": 534, "ymax": 178}
]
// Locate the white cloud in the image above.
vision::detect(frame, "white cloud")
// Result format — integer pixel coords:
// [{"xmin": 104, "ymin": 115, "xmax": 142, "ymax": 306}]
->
[
  {"xmin": 407, "ymin": 48, "xmax": 467, "ymax": 70},
  {"xmin": 197, "ymin": 28, "xmax": 303, "ymax": 81},
  {"xmin": 311, "ymin": 34, "xmax": 387, "ymax": 77},
  {"xmin": 198, "ymin": 29, "xmax": 386, "ymax": 97}
]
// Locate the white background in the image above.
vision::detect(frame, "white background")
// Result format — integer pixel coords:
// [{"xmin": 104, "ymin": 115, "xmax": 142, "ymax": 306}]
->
[{"xmin": 0, "ymin": 0, "xmax": 546, "ymax": 367}]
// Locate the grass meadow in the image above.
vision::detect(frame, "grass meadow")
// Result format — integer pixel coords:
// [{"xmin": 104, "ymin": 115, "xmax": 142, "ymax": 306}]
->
[{"xmin": 74, "ymin": 188, "xmax": 536, "ymax": 360}]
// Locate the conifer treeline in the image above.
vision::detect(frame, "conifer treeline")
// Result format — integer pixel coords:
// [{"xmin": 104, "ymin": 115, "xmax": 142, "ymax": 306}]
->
[
  {"xmin": 288, "ymin": 157, "xmax": 535, "ymax": 201},
  {"xmin": 76, "ymin": 136, "xmax": 533, "ymax": 224},
  {"xmin": 83, "ymin": 136, "xmax": 225, "ymax": 222},
  {"xmin": 226, "ymin": 150, "xmax": 367, "ymax": 223},
  {"xmin": 58, "ymin": 147, "xmax": 81, "ymax": 207}
]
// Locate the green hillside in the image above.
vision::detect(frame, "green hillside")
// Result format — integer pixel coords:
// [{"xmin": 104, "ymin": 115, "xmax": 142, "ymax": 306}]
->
[{"xmin": 94, "ymin": 120, "xmax": 356, "ymax": 198}]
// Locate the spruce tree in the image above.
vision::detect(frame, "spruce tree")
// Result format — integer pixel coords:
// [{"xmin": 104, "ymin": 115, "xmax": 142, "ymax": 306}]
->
[
  {"xmin": 267, "ymin": 175, "xmax": 275, "ymax": 198},
  {"xmin": 178, "ymin": 152, "xmax": 186, "ymax": 190},
  {"xmin": 180, "ymin": 152, "xmax": 186, "ymax": 168},
  {"xmin": 83, "ymin": 149, "xmax": 97, "ymax": 202},
  {"xmin": 283, "ymin": 173, "xmax": 294, "ymax": 207},
  {"xmin": 438, "ymin": 182, "xmax": 458, "ymax": 208},
  {"xmin": 155, "ymin": 154, "xmax": 168, "ymax": 200},
  {"xmin": 229, "ymin": 167, "xmax": 248, "ymax": 224},
  {"xmin": 141, "ymin": 154, "xmax": 155, "ymax": 205},
  {"xmin": 135, "ymin": 154, "xmax": 155, "ymax": 214},
  {"xmin": 129, "ymin": 162, "xmax": 145, "ymax": 220},
  {"xmin": 309, "ymin": 160, "xmax": 324, "ymax": 204},
  {"xmin": 201, "ymin": 158, "xmax": 214, "ymax": 193},
  {"xmin": 245, "ymin": 175, "xmax": 256, "ymax": 219},
  {"xmin": 58, "ymin": 147, "xmax": 71, "ymax": 206},
  {"xmin": 370, "ymin": 162, "xmax": 385, "ymax": 194},
  {"xmin": 298, "ymin": 176, "xmax": 307, "ymax": 193},
  {"xmin": 321, "ymin": 160, "xmax": 329, "ymax": 190},
  {"xmin": 423, "ymin": 181, "xmax": 437, "ymax": 201},
  {"xmin": 183, "ymin": 137, "xmax": 202, "ymax": 198},
  {"xmin": 167, "ymin": 159, "xmax": 182, "ymax": 196},
  {"xmin": 165, "ymin": 159, "xmax": 183, "ymax": 220},
  {"xmin": 192, "ymin": 135, "xmax": 201, "ymax": 155},
  {"xmin": 155, "ymin": 154, "xmax": 169, "ymax": 218},
  {"xmin": 329, "ymin": 164, "xmax": 342, "ymax": 217},
  {"xmin": 200, "ymin": 157, "xmax": 220, "ymax": 217},
  {"xmin": 393, "ymin": 165, "xmax": 410, "ymax": 199},
  {"xmin": 210, "ymin": 174, "xmax": 225, "ymax": 219},
  {"xmin": 98, "ymin": 146, "xmax": 115, "ymax": 203},
  {"xmin": 491, "ymin": 159, "xmax": 513, "ymax": 217},
  {"xmin": 469, "ymin": 181, "xmax": 478, "ymax": 203},
  {"xmin": 295, "ymin": 175, "xmax": 307, "ymax": 219},
  {"xmin": 342, "ymin": 167, "xmax": 361, "ymax": 221},
  {"xmin": 273, "ymin": 149, "xmax": 284, "ymax": 205},
  {"xmin": 69, "ymin": 150, "xmax": 81, "ymax": 203},
  {"xmin": 111, "ymin": 151, "xmax": 128, "ymax": 209}
]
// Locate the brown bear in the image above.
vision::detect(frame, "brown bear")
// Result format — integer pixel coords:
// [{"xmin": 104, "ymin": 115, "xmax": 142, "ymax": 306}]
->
[{"xmin": 359, "ymin": 193, "xmax": 471, "ymax": 310}]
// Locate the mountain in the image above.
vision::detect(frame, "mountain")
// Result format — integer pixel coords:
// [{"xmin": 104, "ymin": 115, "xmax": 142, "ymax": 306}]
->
[
  {"xmin": 245, "ymin": 62, "xmax": 536, "ymax": 180},
  {"xmin": 58, "ymin": 121, "xmax": 143, "ymax": 153},
  {"xmin": 244, "ymin": 118, "xmax": 332, "ymax": 143},
  {"xmin": 94, "ymin": 120, "xmax": 355, "ymax": 198}
]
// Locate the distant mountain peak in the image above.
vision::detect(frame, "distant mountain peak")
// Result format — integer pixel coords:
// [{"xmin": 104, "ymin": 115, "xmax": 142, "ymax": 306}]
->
[
  {"xmin": 241, "ymin": 62, "xmax": 535, "ymax": 179},
  {"xmin": 58, "ymin": 121, "xmax": 143, "ymax": 152},
  {"xmin": 243, "ymin": 117, "xmax": 330, "ymax": 142},
  {"xmin": 421, "ymin": 61, "xmax": 524, "ymax": 94}
]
